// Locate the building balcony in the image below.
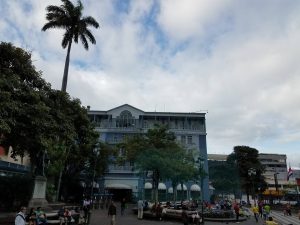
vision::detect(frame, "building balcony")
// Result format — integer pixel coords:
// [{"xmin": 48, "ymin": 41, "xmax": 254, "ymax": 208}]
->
[
  {"xmin": 108, "ymin": 164, "xmax": 134, "ymax": 173},
  {"xmin": 0, "ymin": 160, "xmax": 31, "ymax": 174}
]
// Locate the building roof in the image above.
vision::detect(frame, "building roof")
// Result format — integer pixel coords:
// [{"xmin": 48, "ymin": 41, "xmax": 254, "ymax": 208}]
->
[
  {"xmin": 208, "ymin": 154, "xmax": 228, "ymax": 161},
  {"xmin": 88, "ymin": 103, "xmax": 206, "ymax": 117}
]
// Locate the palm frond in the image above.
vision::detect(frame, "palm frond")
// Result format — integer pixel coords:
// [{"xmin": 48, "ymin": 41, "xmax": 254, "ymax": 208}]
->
[
  {"xmin": 82, "ymin": 16, "xmax": 99, "ymax": 28},
  {"xmin": 42, "ymin": 21, "xmax": 65, "ymax": 31},
  {"xmin": 84, "ymin": 29, "xmax": 96, "ymax": 45},
  {"xmin": 62, "ymin": 31, "xmax": 72, "ymax": 48},
  {"xmin": 46, "ymin": 13, "xmax": 66, "ymax": 22},
  {"xmin": 61, "ymin": 0, "xmax": 75, "ymax": 17},
  {"xmin": 79, "ymin": 34, "xmax": 89, "ymax": 50},
  {"xmin": 46, "ymin": 5, "xmax": 65, "ymax": 15},
  {"xmin": 73, "ymin": 31, "xmax": 79, "ymax": 43}
]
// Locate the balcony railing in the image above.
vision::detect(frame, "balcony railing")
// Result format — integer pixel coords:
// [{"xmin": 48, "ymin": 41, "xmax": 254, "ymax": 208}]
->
[
  {"xmin": 0, "ymin": 160, "xmax": 30, "ymax": 173},
  {"xmin": 93, "ymin": 120, "xmax": 205, "ymax": 132},
  {"xmin": 108, "ymin": 164, "xmax": 134, "ymax": 173}
]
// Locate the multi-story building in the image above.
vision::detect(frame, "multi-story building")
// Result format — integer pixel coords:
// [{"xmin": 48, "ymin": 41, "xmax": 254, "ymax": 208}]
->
[
  {"xmin": 0, "ymin": 146, "xmax": 30, "ymax": 176},
  {"xmin": 258, "ymin": 153, "xmax": 288, "ymax": 192},
  {"xmin": 87, "ymin": 104, "xmax": 210, "ymax": 201}
]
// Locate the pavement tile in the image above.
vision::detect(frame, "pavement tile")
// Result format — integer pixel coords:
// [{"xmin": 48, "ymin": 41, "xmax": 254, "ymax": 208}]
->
[{"xmin": 89, "ymin": 203, "xmax": 261, "ymax": 225}]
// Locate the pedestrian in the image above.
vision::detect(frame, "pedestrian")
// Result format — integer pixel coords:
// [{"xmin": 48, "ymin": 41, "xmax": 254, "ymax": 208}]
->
[
  {"xmin": 286, "ymin": 203, "xmax": 292, "ymax": 216},
  {"xmin": 156, "ymin": 203, "xmax": 163, "ymax": 221},
  {"xmin": 15, "ymin": 206, "xmax": 26, "ymax": 225},
  {"xmin": 26, "ymin": 208, "xmax": 36, "ymax": 225},
  {"xmin": 181, "ymin": 205, "xmax": 189, "ymax": 225},
  {"xmin": 233, "ymin": 203, "xmax": 240, "ymax": 223},
  {"xmin": 251, "ymin": 203, "xmax": 259, "ymax": 223},
  {"xmin": 264, "ymin": 203, "xmax": 271, "ymax": 220},
  {"xmin": 83, "ymin": 198, "xmax": 91, "ymax": 222},
  {"xmin": 120, "ymin": 198, "xmax": 126, "ymax": 215},
  {"xmin": 108, "ymin": 201, "xmax": 117, "ymax": 225},
  {"xmin": 258, "ymin": 201, "xmax": 263, "ymax": 218},
  {"xmin": 137, "ymin": 199, "xmax": 144, "ymax": 219},
  {"xmin": 35, "ymin": 207, "xmax": 47, "ymax": 225}
]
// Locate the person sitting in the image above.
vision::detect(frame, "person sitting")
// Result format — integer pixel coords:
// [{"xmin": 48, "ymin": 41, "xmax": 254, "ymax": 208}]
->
[
  {"xmin": 35, "ymin": 207, "xmax": 47, "ymax": 225},
  {"xmin": 26, "ymin": 208, "xmax": 36, "ymax": 225},
  {"xmin": 191, "ymin": 211, "xmax": 200, "ymax": 225},
  {"xmin": 59, "ymin": 207, "xmax": 72, "ymax": 225},
  {"xmin": 63, "ymin": 208, "xmax": 72, "ymax": 224}
]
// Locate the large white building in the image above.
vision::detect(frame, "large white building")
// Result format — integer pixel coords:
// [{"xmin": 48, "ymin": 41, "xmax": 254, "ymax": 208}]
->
[{"xmin": 87, "ymin": 104, "xmax": 210, "ymax": 201}]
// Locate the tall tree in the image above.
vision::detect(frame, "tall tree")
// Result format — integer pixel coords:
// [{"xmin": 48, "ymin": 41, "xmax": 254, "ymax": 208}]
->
[
  {"xmin": 229, "ymin": 146, "xmax": 266, "ymax": 204},
  {"xmin": 0, "ymin": 42, "xmax": 52, "ymax": 163},
  {"xmin": 121, "ymin": 125, "xmax": 196, "ymax": 202},
  {"xmin": 0, "ymin": 42, "xmax": 108, "ymax": 202},
  {"xmin": 42, "ymin": 0, "xmax": 99, "ymax": 92}
]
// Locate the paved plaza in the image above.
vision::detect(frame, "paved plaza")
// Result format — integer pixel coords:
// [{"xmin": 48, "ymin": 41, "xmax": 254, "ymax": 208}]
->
[{"xmin": 89, "ymin": 203, "xmax": 260, "ymax": 225}]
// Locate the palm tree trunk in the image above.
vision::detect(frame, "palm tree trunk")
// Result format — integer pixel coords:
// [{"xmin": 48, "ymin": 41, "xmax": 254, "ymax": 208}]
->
[{"xmin": 61, "ymin": 40, "xmax": 72, "ymax": 92}]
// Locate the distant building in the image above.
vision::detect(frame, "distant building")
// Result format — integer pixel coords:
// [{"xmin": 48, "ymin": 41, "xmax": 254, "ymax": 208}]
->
[
  {"xmin": 0, "ymin": 146, "xmax": 30, "ymax": 176},
  {"xmin": 258, "ymin": 153, "xmax": 289, "ymax": 190},
  {"xmin": 88, "ymin": 104, "xmax": 210, "ymax": 201}
]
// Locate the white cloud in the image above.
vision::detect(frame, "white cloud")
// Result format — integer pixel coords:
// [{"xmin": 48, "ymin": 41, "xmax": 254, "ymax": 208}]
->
[{"xmin": 1, "ymin": 0, "xmax": 300, "ymax": 167}]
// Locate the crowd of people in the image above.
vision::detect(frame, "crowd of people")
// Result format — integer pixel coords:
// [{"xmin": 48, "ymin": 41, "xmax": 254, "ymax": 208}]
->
[{"xmin": 15, "ymin": 206, "xmax": 47, "ymax": 225}]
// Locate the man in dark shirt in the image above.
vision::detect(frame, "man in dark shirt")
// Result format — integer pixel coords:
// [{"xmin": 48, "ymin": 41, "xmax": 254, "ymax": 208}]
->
[{"xmin": 108, "ymin": 201, "xmax": 117, "ymax": 225}]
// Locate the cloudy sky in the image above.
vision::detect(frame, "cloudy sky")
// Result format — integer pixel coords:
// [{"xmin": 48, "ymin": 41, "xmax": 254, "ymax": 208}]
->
[{"xmin": 1, "ymin": 0, "xmax": 300, "ymax": 167}]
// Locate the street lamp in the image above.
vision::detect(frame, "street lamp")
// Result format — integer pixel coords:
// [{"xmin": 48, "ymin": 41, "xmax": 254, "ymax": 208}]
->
[
  {"xmin": 274, "ymin": 172, "xmax": 279, "ymax": 202},
  {"xmin": 248, "ymin": 168, "xmax": 256, "ymax": 204},
  {"xmin": 197, "ymin": 156, "xmax": 205, "ymax": 224},
  {"xmin": 91, "ymin": 145, "xmax": 100, "ymax": 208}
]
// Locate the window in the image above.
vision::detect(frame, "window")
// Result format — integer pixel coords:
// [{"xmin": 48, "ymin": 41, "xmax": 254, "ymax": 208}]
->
[
  {"xmin": 187, "ymin": 136, "xmax": 193, "ymax": 145},
  {"xmin": 116, "ymin": 110, "xmax": 135, "ymax": 128},
  {"xmin": 119, "ymin": 147, "xmax": 125, "ymax": 156},
  {"xmin": 181, "ymin": 136, "xmax": 186, "ymax": 145}
]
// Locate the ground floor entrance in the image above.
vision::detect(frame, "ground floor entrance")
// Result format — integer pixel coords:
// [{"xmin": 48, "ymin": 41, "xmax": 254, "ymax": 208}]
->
[{"xmin": 106, "ymin": 188, "xmax": 132, "ymax": 202}]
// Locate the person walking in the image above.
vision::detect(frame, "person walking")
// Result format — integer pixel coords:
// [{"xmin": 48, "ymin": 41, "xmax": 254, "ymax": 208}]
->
[
  {"xmin": 181, "ymin": 205, "xmax": 189, "ymax": 225},
  {"xmin": 233, "ymin": 203, "xmax": 240, "ymax": 223},
  {"xmin": 264, "ymin": 203, "xmax": 271, "ymax": 221},
  {"xmin": 108, "ymin": 201, "xmax": 117, "ymax": 225},
  {"xmin": 15, "ymin": 207, "xmax": 26, "ymax": 225},
  {"xmin": 251, "ymin": 203, "xmax": 259, "ymax": 223},
  {"xmin": 120, "ymin": 198, "xmax": 126, "ymax": 216},
  {"xmin": 137, "ymin": 199, "xmax": 144, "ymax": 219}
]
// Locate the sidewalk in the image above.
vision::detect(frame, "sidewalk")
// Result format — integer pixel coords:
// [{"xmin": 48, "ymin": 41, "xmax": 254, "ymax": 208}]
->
[{"xmin": 89, "ymin": 205, "xmax": 262, "ymax": 225}]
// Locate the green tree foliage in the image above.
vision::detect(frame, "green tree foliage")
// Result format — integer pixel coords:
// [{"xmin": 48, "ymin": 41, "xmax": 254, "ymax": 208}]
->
[
  {"xmin": 228, "ymin": 146, "xmax": 266, "ymax": 203},
  {"xmin": 0, "ymin": 42, "xmax": 112, "ymax": 202},
  {"xmin": 42, "ymin": 0, "xmax": 99, "ymax": 92},
  {"xmin": 209, "ymin": 160, "xmax": 240, "ymax": 198},
  {"xmin": 121, "ymin": 125, "xmax": 197, "ymax": 202},
  {"xmin": 0, "ymin": 42, "xmax": 52, "ymax": 163}
]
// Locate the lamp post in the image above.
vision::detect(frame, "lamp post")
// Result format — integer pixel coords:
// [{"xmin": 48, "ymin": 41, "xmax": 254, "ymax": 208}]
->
[
  {"xmin": 91, "ymin": 146, "xmax": 100, "ymax": 208},
  {"xmin": 274, "ymin": 172, "xmax": 279, "ymax": 202},
  {"xmin": 197, "ymin": 157, "xmax": 205, "ymax": 224},
  {"xmin": 248, "ymin": 168, "xmax": 256, "ymax": 205}
]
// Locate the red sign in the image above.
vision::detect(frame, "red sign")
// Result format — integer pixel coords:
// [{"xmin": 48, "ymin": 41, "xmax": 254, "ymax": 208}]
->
[
  {"xmin": 296, "ymin": 178, "xmax": 300, "ymax": 186},
  {"xmin": 0, "ymin": 146, "xmax": 5, "ymax": 156}
]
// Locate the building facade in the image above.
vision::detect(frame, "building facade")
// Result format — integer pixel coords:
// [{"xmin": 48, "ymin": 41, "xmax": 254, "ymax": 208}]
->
[
  {"xmin": 87, "ymin": 104, "xmax": 210, "ymax": 201},
  {"xmin": 0, "ymin": 146, "xmax": 31, "ymax": 176},
  {"xmin": 258, "ymin": 153, "xmax": 288, "ymax": 190}
]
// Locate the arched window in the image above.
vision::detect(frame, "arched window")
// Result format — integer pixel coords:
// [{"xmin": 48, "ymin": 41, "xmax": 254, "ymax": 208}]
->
[{"xmin": 116, "ymin": 110, "xmax": 135, "ymax": 128}]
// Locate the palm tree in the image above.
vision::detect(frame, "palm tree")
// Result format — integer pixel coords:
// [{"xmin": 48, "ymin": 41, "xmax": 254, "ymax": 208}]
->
[{"xmin": 42, "ymin": 0, "xmax": 99, "ymax": 92}]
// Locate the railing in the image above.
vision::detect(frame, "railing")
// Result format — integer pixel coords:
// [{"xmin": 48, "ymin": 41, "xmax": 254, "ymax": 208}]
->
[
  {"xmin": 108, "ymin": 164, "xmax": 134, "ymax": 172},
  {"xmin": 93, "ymin": 121, "xmax": 205, "ymax": 132},
  {"xmin": 0, "ymin": 160, "xmax": 30, "ymax": 172}
]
